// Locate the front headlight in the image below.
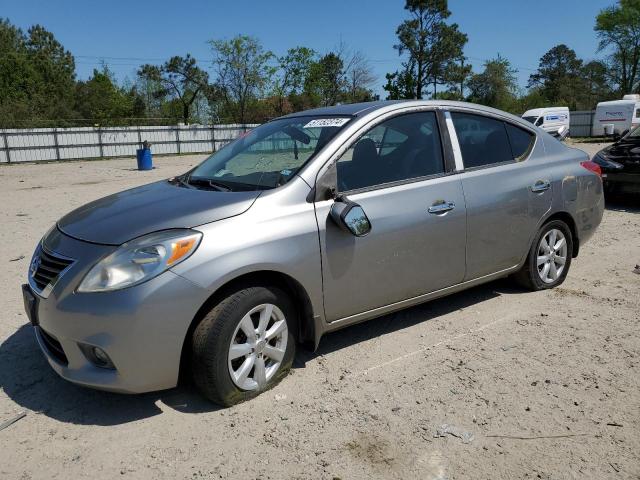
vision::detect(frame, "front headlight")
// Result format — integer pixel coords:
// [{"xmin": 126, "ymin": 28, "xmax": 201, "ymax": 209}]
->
[{"xmin": 77, "ymin": 229, "xmax": 202, "ymax": 293}]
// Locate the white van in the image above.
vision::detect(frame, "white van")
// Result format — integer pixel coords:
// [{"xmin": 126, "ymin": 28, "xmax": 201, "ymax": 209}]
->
[
  {"xmin": 522, "ymin": 107, "xmax": 570, "ymax": 135},
  {"xmin": 592, "ymin": 96, "xmax": 640, "ymax": 136}
]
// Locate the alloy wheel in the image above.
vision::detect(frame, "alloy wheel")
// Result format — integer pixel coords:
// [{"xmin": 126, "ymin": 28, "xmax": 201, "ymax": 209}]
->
[
  {"xmin": 227, "ymin": 303, "xmax": 288, "ymax": 391},
  {"xmin": 536, "ymin": 228, "xmax": 568, "ymax": 284}
]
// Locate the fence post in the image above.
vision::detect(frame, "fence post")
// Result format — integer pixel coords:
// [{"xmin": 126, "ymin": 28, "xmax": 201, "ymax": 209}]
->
[
  {"xmin": 590, "ymin": 111, "xmax": 595, "ymax": 137},
  {"xmin": 211, "ymin": 124, "xmax": 216, "ymax": 152},
  {"xmin": 2, "ymin": 131, "xmax": 9, "ymax": 164},
  {"xmin": 175, "ymin": 125, "xmax": 181, "ymax": 154},
  {"xmin": 137, "ymin": 125, "xmax": 142, "ymax": 149},
  {"xmin": 53, "ymin": 128, "xmax": 61, "ymax": 161},
  {"xmin": 97, "ymin": 126, "xmax": 104, "ymax": 158}
]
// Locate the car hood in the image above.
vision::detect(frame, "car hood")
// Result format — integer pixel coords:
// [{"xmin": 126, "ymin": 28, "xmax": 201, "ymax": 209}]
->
[{"xmin": 57, "ymin": 180, "xmax": 260, "ymax": 245}]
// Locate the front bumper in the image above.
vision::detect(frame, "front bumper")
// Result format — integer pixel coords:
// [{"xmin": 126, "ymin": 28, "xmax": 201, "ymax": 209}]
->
[{"xmin": 24, "ymin": 228, "xmax": 211, "ymax": 393}]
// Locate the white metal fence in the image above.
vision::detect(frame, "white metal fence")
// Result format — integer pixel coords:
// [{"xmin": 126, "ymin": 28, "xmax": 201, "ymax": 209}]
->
[
  {"xmin": 569, "ymin": 110, "xmax": 595, "ymax": 137},
  {"xmin": 0, "ymin": 124, "xmax": 259, "ymax": 163}
]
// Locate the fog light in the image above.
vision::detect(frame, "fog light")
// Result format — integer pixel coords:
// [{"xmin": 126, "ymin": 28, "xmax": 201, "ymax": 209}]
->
[
  {"xmin": 79, "ymin": 343, "xmax": 115, "ymax": 369},
  {"xmin": 92, "ymin": 347, "xmax": 110, "ymax": 365}
]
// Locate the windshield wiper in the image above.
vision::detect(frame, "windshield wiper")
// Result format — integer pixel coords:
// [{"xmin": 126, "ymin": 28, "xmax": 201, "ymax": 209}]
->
[{"xmin": 185, "ymin": 176, "xmax": 233, "ymax": 192}]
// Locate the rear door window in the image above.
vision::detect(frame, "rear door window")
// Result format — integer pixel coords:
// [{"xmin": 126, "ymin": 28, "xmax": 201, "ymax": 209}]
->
[{"xmin": 450, "ymin": 112, "xmax": 513, "ymax": 168}]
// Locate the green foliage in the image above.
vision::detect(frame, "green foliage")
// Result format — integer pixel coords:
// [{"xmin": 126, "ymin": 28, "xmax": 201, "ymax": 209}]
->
[
  {"xmin": 138, "ymin": 54, "xmax": 208, "ymax": 124},
  {"xmin": 390, "ymin": 0, "xmax": 467, "ymax": 99},
  {"xmin": 0, "ymin": 19, "xmax": 76, "ymax": 127},
  {"xmin": 466, "ymin": 55, "xmax": 518, "ymax": 111},
  {"xmin": 273, "ymin": 47, "xmax": 317, "ymax": 114},
  {"xmin": 304, "ymin": 53, "xmax": 345, "ymax": 107},
  {"xmin": 527, "ymin": 44, "xmax": 585, "ymax": 110},
  {"xmin": 75, "ymin": 66, "xmax": 145, "ymax": 123},
  {"xmin": 595, "ymin": 0, "xmax": 640, "ymax": 93},
  {"xmin": 210, "ymin": 35, "xmax": 276, "ymax": 123}
]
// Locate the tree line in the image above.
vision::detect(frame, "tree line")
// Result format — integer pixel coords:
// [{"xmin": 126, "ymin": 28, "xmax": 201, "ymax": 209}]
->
[{"xmin": 1, "ymin": 0, "xmax": 639, "ymax": 128}]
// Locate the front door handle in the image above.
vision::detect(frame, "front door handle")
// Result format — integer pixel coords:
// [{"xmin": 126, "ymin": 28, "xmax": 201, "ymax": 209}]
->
[
  {"xmin": 428, "ymin": 201, "xmax": 455, "ymax": 214},
  {"xmin": 530, "ymin": 180, "xmax": 551, "ymax": 193}
]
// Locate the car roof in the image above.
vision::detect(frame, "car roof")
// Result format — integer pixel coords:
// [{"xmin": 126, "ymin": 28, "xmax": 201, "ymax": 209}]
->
[{"xmin": 280, "ymin": 100, "xmax": 530, "ymax": 126}]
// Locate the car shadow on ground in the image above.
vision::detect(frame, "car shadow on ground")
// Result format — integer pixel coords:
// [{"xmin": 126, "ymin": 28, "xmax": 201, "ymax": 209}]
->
[
  {"xmin": 0, "ymin": 278, "xmax": 517, "ymax": 426},
  {"xmin": 297, "ymin": 278, "xmax": 515, "ymax": 363},
  {"xmin": 0, "ymin": 324, "xmax": 219, "ymax": 426}
]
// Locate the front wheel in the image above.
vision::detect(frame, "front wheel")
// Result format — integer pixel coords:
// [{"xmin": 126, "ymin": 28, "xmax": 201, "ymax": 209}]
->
[
  {"xmin": 191, "ymin": 286, "xmax": 296, "ymax": 406},
  {"xmin": 513, "ymin": 220, "xmax": 573, "ymax": 291}
]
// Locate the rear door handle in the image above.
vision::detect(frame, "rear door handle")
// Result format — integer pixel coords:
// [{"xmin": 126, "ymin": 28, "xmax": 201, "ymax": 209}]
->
[
  {"xmin": 428, "ymin": 201, "xmax": 455, "ymax": 214},
  {"xmin": 530, "ymin": 180, "xmax": 551, "ymax": 193}
]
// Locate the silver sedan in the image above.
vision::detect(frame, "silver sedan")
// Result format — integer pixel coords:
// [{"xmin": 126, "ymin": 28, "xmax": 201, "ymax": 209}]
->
[{"xmin": 22, "ymin": 100, "xmax": 604, "ymax": 405}]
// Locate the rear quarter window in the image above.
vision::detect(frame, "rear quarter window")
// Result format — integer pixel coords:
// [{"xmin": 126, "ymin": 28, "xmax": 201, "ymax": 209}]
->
[{"xmin": 505, "ymin": 123, "xmax": 535, "ymax": 161}]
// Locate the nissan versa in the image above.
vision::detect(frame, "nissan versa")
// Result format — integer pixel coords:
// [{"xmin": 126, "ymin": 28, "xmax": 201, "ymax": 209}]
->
[{"xmin": 22, "ymin": 101, "xmax": 604, "ymax": 406}]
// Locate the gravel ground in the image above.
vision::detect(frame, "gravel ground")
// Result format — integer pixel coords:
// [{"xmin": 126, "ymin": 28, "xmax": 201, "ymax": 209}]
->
[{"xmin": 0, "ymin": 144, "xmax": 638, "ymax": 480}]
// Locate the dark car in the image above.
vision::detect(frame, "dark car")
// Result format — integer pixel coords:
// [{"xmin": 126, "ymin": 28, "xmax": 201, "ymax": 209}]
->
[{"xmin": 594, "ymin": 127, "xmax": 640, "ymax": 195}]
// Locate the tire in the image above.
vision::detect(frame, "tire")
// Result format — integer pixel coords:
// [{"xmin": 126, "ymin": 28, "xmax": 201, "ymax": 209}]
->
[
  {"xmin": 191, "ymin": 286, "xmax": 296, "ymax": 406},
  {"xmin": 513, "ymin": 220, "xmax": 573, "ymax": 291}
]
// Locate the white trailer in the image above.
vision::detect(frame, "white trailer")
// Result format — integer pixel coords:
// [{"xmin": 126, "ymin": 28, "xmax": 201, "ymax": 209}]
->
[{"xmin": 592, "ymin": 95, "xmax": 640, "ymax": 136}]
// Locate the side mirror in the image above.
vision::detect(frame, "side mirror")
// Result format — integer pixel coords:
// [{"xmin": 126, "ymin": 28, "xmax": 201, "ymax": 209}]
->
[
  {"xmin": 329, "ymin": 198, "xmax": 371, "ymax": 237},
  {"xmin": 556, "ymin": 125, "xmax": 569, "ymax": 141}
]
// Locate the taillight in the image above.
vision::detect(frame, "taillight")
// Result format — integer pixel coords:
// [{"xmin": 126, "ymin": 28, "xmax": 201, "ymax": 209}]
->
[{"xmin": 580, "ymin": 160, "xmax": 602, "ymax": 177}]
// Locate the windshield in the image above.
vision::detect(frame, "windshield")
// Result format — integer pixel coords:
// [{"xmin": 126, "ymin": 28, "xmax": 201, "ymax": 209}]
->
[
  {"xmin": 184, "ymin": 116, "xmax": 351, "ymax": 191},
  {"xmin": 522, "ymin": 116, "xmax": 537, "ymax": 124}
]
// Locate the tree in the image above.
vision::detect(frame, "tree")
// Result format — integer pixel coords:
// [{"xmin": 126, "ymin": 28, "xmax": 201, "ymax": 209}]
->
[
  {"xmin": 210, "ymin": 35, "xmax": 275, "ymax": 123},
  {"xmin": 384, "ymin": 60, "xmax": 417, "ymax": 99},
  {"xmin": 138, "ymin": 54, "xmax": 208, "ymax": 124},
  {"xmin": 582, "ymin": 60, "xmax": 615, "ymax": 108},
  {"xmin": 392, "ymin": 0, "xmax": 467, "ymax": 99},
  {"xmin": 342, "ymin": 49, "xmax": 378, "ymax": 103},
  {"xmin": 0, "ymin": 19, "xmax": 77, "ymax": 126},
  {"xmin": 528, "ymin": 44, "xmax": 585, "ymax": 109},
  {"xmin": 305, "ymin": 53, "xmax": 345, "ymax": 106},
  {"xmin": 75, "ymin": 65, "xmax": 145, "ymax": 123},
  {"xmin": 467, "ymin": 55, "xmax": 518, "ymax": 111},
  {"xmin": 443, "ymin": 58, "xmax": 473, "ymax": 100},
  {"xmin": 595, "ymin": 0, "xmax": 640, "ymax": 93},
  {"xmin": 273, "ymin": 47, "xmax": 316, "ymax": 115}
]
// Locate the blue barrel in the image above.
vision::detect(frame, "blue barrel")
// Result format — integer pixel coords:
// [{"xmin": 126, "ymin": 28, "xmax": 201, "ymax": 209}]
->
[{"xmin": 136, "ymin": 148, "xmax": 153, "ymax": 170}]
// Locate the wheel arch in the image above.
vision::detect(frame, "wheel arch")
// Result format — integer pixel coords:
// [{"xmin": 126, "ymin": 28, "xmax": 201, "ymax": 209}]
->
[
  {"xmin": 543, "ymin": 211, "xmax": 579, "ymax": 258},
  {"xmin": 178, "ymin": 270, "xmax": 317, "ymax": 382}
]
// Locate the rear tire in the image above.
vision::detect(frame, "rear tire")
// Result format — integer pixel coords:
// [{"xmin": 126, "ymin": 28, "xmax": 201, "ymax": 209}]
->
[
  {"xmin": 514, "ymin": 220, "xmax": 573, "ymax": 291},
  {"xmin": 191, "ymin": 286, "xmax": 296, "ymax": 406}
]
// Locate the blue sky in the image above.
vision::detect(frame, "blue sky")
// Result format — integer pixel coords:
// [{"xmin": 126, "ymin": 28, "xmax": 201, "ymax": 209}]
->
[{"xmin": 3, "ymin": 0, "xmax": 614, "ymax": 96}]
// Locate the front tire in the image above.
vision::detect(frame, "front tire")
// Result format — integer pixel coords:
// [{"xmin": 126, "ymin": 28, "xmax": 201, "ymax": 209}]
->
[
  {"xmin": 191, "ymin": 286, "xmax": 296, "ymax": 406},
  {"xmin": 514, "ymin": 220, "xmax": 573, "ymax": 291}
]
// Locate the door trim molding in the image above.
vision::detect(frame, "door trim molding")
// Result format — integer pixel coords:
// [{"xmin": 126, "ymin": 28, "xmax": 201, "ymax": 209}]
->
[{"xmin": 324, "ymin": 264, "xmax": 520, "ymax": 331}]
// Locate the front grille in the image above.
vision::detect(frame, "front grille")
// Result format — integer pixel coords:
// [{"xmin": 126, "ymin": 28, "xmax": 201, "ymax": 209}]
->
[
  {"xmin": 38, "ymin": 327, "xmax": 68, "ymax": 365},
  {"xmin": 30, "ymin": 246, "xmax": 74, "ymax": 293}
]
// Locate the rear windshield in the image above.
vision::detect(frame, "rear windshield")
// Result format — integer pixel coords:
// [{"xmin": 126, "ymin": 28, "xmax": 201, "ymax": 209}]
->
[{"xmin": 185, "ymin": 116, "xmax": 352, "ymax": 191}]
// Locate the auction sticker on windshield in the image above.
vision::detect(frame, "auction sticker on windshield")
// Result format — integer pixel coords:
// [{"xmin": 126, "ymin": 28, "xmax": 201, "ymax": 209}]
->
[{"xmin": 303, "ymin": 118, "xmax": 350, "ymax": 129}]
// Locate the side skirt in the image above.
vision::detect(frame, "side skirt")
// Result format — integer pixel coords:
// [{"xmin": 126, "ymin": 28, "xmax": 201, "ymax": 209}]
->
[{"xmin": 316, "ymin": 265, "xmax": 520, "ymax": 341}]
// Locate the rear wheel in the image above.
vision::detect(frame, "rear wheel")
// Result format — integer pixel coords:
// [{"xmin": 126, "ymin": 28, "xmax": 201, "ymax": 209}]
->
[
  {"xmin": 191, "ymin": 286, "xmax": 296, "ymax": 406},
  {"xmin": 514, "ymin": 220, "xmax": 573, "ymax": 291}
]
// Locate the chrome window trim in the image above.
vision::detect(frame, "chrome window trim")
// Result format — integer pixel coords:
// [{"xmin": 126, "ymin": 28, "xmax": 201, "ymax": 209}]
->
[
  {"xmin": 313, "ymin": 105, "xmax": 446, "ymax": 194},
  {"xmin": 444, "ymin": 107, "xmax": 539, "ymax": 170},
  {"xmin": 444, "ymin": 111, "xmax": 464, "ymax": 171}
]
